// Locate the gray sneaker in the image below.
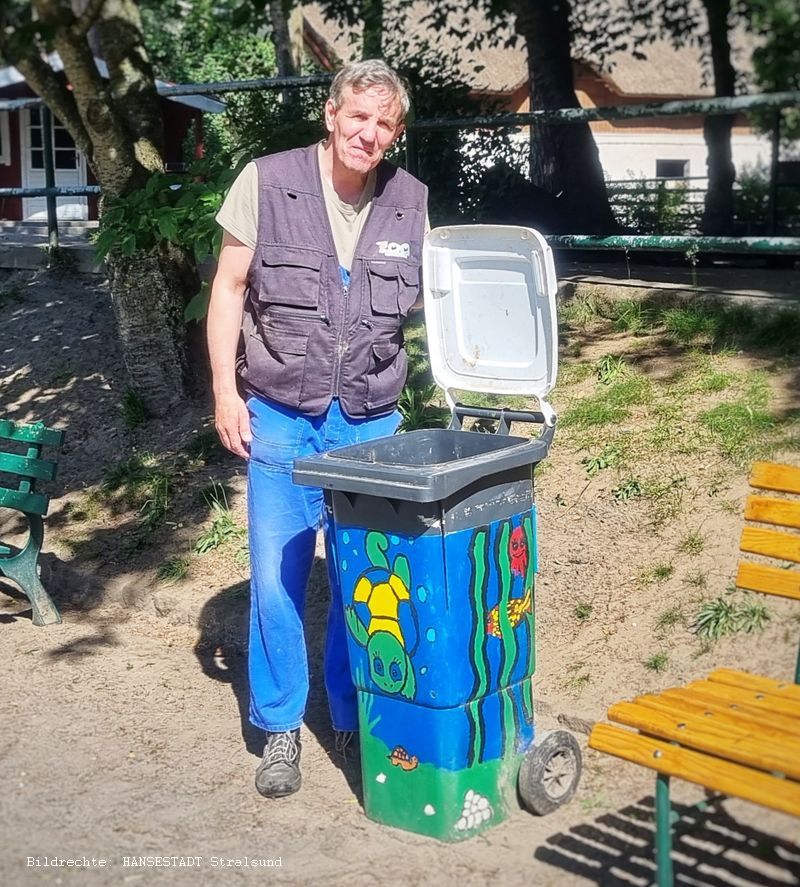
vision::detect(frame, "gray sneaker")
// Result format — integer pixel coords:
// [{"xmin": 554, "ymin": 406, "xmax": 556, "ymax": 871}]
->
[
  {"xmin": 255, "ymin": 730, "xmax": 301, "ymax": 798},
  {"xmin": 334, "ymin": 729, "xmax": 359, "ymax": 763}
]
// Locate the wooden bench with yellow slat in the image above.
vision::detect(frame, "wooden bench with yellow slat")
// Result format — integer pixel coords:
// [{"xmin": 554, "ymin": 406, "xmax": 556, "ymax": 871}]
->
[
  {"xmin": 737, "ymin": 460, "xmax": 800, "ymax": 682},
  {"xmin": 588, "ymin": 461, "xmax": 800, "ymax": 887}
]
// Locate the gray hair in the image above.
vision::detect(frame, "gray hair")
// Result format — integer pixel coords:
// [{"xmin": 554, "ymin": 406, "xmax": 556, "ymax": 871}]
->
[{"xmin": 329, "ymin": 59, "xmax": 410, "ymax": 121}]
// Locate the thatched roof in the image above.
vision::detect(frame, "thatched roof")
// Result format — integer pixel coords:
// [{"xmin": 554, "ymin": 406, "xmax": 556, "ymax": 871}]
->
[{"xmin": 301, "ymin": 2, "xmax": 756, "ymax": 100}]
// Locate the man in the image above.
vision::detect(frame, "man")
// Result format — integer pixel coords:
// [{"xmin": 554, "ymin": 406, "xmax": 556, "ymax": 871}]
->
[{"xmin": 207, "ymin": 59, "xmax": 427, "ymax": 799}]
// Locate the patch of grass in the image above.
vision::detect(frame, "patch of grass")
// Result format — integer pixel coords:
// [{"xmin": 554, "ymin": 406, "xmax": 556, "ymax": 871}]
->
[
  {"xmin": 661, "ymin": 305, "xmax": 717, "ymax": 344},
  {"xmin": 610, "ymin": 299, "xmax": 655, "ymax": 335},
  {"xmin": 555, "ymin": 361, "xmax": 594, "ymax": 389},
  {"xmin": 679, "ymin": 530, "xmax": 705, "ymax": 556},
  {"xmin": 580, "ymin": 794, "xmax": 611, "ymax": 813},
  {"xmin": 574, "ymin": 602, "xmax": 593, "ymax": 622},
  {"xmin": 683, "ymin": 571, "xmax": 708, "ymax": 590},
  {"xmin": 562, "ymin": 396, "xmax": 629, "ymax": 429},
  {"xmin": 613, "ymin": 478, "xmax": 643, "ymax": 500},
  {"xmin": 200, "ymin": 480, "xmax": 233, "ymax": 511},
  {"xmin": 691, "ymin": 593, "xmax": 770, "ymax": 639},
  {"xmin": 157, "ymin": 557, "xmax": 190, "ymax": 585},
  {"xmin": 398, "ymin": 383, "xmax": 450, "ymax": 432},
  {"xmin": 195, "ymin": 489, "xmax": 246, "ymax": 554},
  {"xmin": 403, "ymin": 317, "xmax": 433, "ymax": 388},
  {"xmin": 644, "ymin": 651, "xmax": 669, "ymax": 672},
  {"xmin": 641, "ymin": 475, "xmax": 687, "ymax": 527},
  {"xmin": 562, "ymin": 669, "xmax": 591, "ymax": 694},
  {"xmin": 655, "ymin": 606, "xmax": 685, "ymax": 633},
  {"xmin": 233, "ymin": 543, "xmax": 250, "ymax": 567},
  {"xmin": 564, "ymin": 372, "xmax": 654, "ymax": 430},
  {"xmin": 582, "ymin": 443, "xmax": 623, "ymax": 477},
  {"xmin": 63, "ymin": 491, "xmax": 104, "ymax": 523},
  {"xmin": 561, "ymin": 293, "xmax": 609, "ymax": 328},
  {"xmin": 126, "ymin": 473, "xmax": 170, "ymax": 551},
  {"xmin": 119, "ymin": 387, "xmax": 148, "ymax": 430},
  {"xmin": 101, "ymin": 453, "xmax": 172, "ymax": 549},
  {"xmin": 642, "ymin": 563, "xmax": 675, "ymax": 585},
  {"xmin": 183, "ymin": 430, "xmax": 227, "ymax": 465},
  {"xmin": 102, "ymin": 453, "xmax": 164, "ymax": 506},
  {"xmin": 737, "ymin": 599, "xmax": 771, "ymax": 634},
  {"xmin": 700, "ymin": 373, "xmax": 780, "ymax": 464},
  {"xmin": 596, "ymin": 354, "xmax": 628, "ymax": 385}
]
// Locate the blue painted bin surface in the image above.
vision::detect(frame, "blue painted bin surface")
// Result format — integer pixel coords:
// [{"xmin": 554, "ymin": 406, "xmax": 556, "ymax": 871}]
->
[{"xmin": 294, "ymin": 425, "xmax": 550, "ymax": 840}]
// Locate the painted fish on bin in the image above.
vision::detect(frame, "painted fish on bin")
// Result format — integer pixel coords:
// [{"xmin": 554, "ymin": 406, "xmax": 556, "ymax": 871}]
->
[{"xmin": 485, "ymin": 588, "xmax": 532, "ymax": 638}]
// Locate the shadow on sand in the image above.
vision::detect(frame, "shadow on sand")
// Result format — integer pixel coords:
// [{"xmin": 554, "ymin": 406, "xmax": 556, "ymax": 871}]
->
[
  {"xmin": 536, "ymin": 793, "xmax": 800, "ymax": 886},
  {"xmin": 192, "ymin": 554, "xmax": 363, "ymax": 803}
]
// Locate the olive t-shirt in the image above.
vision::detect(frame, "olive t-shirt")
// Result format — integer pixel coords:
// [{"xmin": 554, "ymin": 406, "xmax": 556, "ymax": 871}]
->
[{"xmin": 216, "ymin": 145, "xmax": 376, "ymax": 273}]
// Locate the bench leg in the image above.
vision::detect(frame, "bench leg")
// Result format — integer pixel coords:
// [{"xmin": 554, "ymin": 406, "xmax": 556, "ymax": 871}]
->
[
  {"xmin": 0, "ymin": 513, "xmax": 62, "ymax": 626},
  {"xmin": 655, "ymin": 773, "xmax": 674, "ymax": 887},
  {"xmin": 25, "ymin": 571, "xmax": 62, "ymax": 626}
]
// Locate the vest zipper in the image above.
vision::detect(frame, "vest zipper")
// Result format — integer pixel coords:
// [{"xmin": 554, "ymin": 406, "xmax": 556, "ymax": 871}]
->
[
  {"xmin": 266, "ymin": 307, "xmax": 330, "ymax": 324},
  {"xmin": 332, "ymin": 282, "xmax": 349, "ymax": 394}
]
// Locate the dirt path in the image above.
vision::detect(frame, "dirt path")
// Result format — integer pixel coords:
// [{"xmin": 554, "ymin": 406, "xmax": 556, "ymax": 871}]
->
[{"xmin": 1, "ymin": 269, "xmax": 799, "ymax": 886}]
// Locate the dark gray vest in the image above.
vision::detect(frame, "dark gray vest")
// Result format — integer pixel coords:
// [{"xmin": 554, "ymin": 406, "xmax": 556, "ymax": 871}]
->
[{"xmin": 238, "ymin": 144, "xmax": 427, "ymax": 417}]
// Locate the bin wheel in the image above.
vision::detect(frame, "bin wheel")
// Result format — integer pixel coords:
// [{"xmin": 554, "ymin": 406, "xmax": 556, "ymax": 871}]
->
[{"xmin": 519, "ymin": 730, "xmax": 582, "ymax": 816}]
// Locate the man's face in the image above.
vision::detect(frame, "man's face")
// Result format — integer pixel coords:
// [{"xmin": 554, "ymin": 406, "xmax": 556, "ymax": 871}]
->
[{"xmin": 324, "ymin": 85, "xmax": 404, "ymax": 176}]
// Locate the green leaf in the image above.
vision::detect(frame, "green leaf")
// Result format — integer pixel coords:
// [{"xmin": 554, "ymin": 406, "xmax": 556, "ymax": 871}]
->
[
  {"xmin": 156, "ymin": 211, "xmax": 179, "ymax": 241},
  {"xmin": 121, "ymin": 234, "xmax": 137, "ymax": 257},
  {"xmin": 184, "ymin": 282, "xmax": 210, "ymax": 324}
]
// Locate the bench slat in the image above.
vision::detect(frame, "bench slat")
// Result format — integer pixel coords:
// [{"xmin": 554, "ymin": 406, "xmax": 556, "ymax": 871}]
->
[
  {"xmin": 707, "ymin": 668, "xmax": 800, "ymax": 701},
  {"xmin": 0, "ymin": 419, "xmax": 63, "ymax": 447},
  {"xmin": 633, "ymin": 693, "xmax": 800, "ymax": 740},
  {"xmin": 735, "ymin": 561, "xmax": 800, "ymax": 600},
  {"xmin": 661, "ymin": 687, "xmax": 800, "ymax": 735},
  {"xmin": 750, "ymin": 461, "xmax": 800, "ymax": 495},
  {"xmin": 607, "ymin": 700, "xmax": 800, "ymax": 779},
  {"xmin": 676, "ymin": 680, "xmax": 800, "ymax": 719},
  {"xmin": 0, "ymin": 452, "xmax": 56, "ymax": 482},
  {"xmin": 588, "ymin": 724, "xmax": 800, "ymax": 818},
  {"xmin": 740, "ymin": 526, "xmax": 800, "ymax": 564},
  {"xmin": 744, "ymin": 494, "xmax": 800, "ymax": 530},
  {"xmin": 0, "ymin": 486, "xmax": 49, "ymax": 515}
]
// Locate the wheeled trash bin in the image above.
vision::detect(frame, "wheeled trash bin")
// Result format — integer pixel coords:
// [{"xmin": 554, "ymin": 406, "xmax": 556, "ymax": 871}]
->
[{"xmin": 294, "ymin": 226, "xmax": 581, "ymax": 841}]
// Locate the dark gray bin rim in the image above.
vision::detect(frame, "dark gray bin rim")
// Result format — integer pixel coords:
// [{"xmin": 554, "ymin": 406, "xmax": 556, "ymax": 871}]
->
[{"xmin": 293, "ymin": 429, "xmax": 549, "ymax": 502}]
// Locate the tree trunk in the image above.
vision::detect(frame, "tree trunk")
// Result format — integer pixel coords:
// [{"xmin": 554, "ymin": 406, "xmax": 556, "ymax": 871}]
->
[
  {"xmin": 106, "ymin": 244, "xmax": 201, "ymax": 416},
  {"xmin": 701, "ymin": 0, "xmax": 737, "ymax": 235},
  {"xmin": 511, "ymin": 0, "xmax": 617, "ymax": 233},
  {"xmin": 3, "ymin": 1, "xmax": 196, "ymax": 415}
]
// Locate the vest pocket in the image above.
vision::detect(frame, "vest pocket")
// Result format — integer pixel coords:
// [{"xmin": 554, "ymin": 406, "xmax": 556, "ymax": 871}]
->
[
  {"xmin": 255, "ymin": 326, "xmax": 309, "ymax": 407},
  {"xmin": 367, "ymin": 261, "xmax": 420, "ymax": 321},
  {"xmin": 365, "ymin": 333, "xmax": 407, "ymax": 411},
  {"xmin": 367, "ymin": 262, "xmax": 400, "ymax": 319},
  {"xmin": 397, "ymin": 264, "xmax": 420, "ymax": 315},
  {"xmin": 259, "ymin": 246, "xmax": 322, "ymax": 312}
]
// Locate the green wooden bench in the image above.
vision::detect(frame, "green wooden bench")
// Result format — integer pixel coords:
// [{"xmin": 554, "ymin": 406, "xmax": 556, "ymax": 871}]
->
[
  {"xmin": 588, "ymin": 460, "xmax": 800, "ymax": 886},
  {"xmin": 0, "ymin": 418, "xmax": 65, "ymax": 626}
]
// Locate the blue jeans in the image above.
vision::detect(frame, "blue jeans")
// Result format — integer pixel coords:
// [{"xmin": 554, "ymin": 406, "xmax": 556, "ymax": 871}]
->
[{"xmin": 246, "ymin": 394, "xmax": 401, "ymax": 733}]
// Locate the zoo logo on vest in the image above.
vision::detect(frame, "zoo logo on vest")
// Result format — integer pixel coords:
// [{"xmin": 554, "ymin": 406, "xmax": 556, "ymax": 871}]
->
[{"xmin": 376, "ymin": 240, "xmax": 410, "ymax": 258}]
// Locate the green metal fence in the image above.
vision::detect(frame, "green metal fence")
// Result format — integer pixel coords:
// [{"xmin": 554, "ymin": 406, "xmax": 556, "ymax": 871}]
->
[{"xmin": 3, "ymin": 77, "xmax": 799, "ymax": 256}]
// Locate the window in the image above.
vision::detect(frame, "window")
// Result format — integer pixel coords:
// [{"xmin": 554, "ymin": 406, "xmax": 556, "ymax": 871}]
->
[
  {"xmin": 27, "ymin": 112, "xmax": 78, "ymax": 171},
  {"xmin": 655, "ymin": 159, "xmax": 690, "ymax": 179},
  {"xmin": 0, "ymin": 111, "xmax": 10, "ymax": 165}
]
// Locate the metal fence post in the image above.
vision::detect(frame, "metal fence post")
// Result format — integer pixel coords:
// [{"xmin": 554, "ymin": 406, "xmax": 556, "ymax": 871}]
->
[
  {"xmin": 768, "ymin": 109, "xmax": 781, "ymax": 237},
  {"xmin": 41, "ymin": 106, "xmax": 59, "ymax": 252}
]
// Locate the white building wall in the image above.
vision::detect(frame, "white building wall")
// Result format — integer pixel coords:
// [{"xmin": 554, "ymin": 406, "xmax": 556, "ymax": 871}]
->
[{"xmin": 593, "ymin": 132, "xmax": 773, "ymax": 182}]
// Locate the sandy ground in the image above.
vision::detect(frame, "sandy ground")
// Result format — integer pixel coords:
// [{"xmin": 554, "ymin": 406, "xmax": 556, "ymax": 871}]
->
[{"xmin": 1, "ymin": 268, "xmax": 799, "ymax": 887}]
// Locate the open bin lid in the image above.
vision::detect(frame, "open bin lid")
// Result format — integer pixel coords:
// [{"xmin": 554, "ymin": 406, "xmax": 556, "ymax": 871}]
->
[{"xmin": 423, "ymin": 225, "xmax": 559, "ymax": 425}]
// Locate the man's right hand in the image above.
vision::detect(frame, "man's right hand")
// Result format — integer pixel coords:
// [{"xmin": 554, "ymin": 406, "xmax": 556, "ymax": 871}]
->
[{"xmin": 214, "ymin": 391, "xmax": 252, "ymax": 459}]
